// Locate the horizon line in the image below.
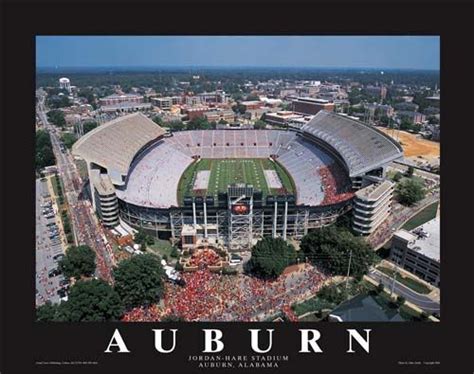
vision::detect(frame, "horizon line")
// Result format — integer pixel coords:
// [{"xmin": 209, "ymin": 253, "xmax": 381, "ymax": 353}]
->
[{"xmin": 37, "ymin": 65, "xmax": 440, "ymax": 71}]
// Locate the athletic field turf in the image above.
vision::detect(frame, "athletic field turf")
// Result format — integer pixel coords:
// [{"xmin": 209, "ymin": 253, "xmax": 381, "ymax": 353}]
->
[{"xmin": 178, "ymin": 158, "xmax": 295, "ymax": 204}]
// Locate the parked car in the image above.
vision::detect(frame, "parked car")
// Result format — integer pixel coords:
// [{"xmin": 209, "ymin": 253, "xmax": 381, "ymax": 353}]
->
[
  {"xmin": 48, "ymin": 268, "xmax": 62, "ymax": 278},
  {"xmin": 53, "ymin": 253, "xmax": 65, "ymax": 261}
]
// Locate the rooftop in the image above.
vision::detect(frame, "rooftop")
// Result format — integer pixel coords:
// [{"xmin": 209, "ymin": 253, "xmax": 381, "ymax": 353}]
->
[
  {"xmin": 90, "ymin": 170, "xmax": 115, "ymax": 195},
  {"xmin": 398, "ymin": 217, "xmax": 440, "ymax": 262},
  {"xmin": 355, "ymin": 180, "xmax": 394, "ymax": 201}
]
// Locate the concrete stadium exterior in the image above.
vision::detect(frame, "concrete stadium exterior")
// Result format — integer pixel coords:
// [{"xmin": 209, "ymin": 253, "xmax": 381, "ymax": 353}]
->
[{"xmin": 72, "ymin": 111, "xmax": 403, "ymax": 250}]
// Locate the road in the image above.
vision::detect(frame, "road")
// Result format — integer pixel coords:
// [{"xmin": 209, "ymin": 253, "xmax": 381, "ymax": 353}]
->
[
  {"xmin": 368, "ymin": 268, "xmax": 440, "ymax": 315},
  {"xmin": 37, "ymin": 97, "xmax": 115, "ymax": 283}
]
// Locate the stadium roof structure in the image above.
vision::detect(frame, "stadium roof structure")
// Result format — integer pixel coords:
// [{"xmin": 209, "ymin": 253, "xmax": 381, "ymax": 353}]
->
[
  {"xmin": 301, "ymin": 111, "xmax": 403, "ymax": 177},
  {"xmin": 72, "ymin": 113, "xmax": 165, "ymax": 186}
]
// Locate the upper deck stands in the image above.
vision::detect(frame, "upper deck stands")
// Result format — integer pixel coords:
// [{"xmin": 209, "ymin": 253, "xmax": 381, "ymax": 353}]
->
[
  {"xmin": 72, "ymin": 113, "xmax": 165, "ymax": 185},
  {"xmin": 301, "ymin": 111, "xmax": 403, "ymax": 177}
]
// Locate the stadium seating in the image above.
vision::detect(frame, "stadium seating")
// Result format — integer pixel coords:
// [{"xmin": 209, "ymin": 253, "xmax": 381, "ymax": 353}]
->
[
  {"xmin": 301, "ymin": 111, "xmax": 403, "ymax": 176},
  {"xmin": 117, "ymin": 127, "xmax": 360, "ymax": 208}
]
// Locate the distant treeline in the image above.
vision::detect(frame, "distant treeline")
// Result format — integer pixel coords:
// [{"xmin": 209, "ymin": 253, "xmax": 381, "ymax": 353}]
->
[{"xmin": 36, "ymin": 68, "xmax": 440, "ymax": 92}]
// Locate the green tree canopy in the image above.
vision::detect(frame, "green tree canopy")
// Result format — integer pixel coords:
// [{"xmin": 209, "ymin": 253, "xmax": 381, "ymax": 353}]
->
[
  {"xmin": 248, "ymin": 237, "xmax": 297, "ymax": 279},
  {"xmin": 36, "ymin": 130, "xmax": 55, "ymax": 171},
  {"xmin": 61, "ymin": 132, "xmax": 77, "ymax": 149},
  {"xmin": 396, "ymin": 178, "xmax": 426, "ymax": 206},
  {"xmin": 232, "ymin": 103, "xmax": 247, "ymax": 114},
  {"xmin": 58, "ymin": 245, "xmax": 96, "ymax": 280},
  {"xmin": 300, "ymin": 226, "xmax": 376, "ymax": 279},
  {"xmin": 113, "ymin": 253, "xmax": 165, "ymax": 309},
  {"xmin": 83, "ymin": 121, "xmax": 98, "ymax": 134},
  {"xmin": 254, "ymin": 120, "xmax": 267, "ymax": 130},
  {"xmin": 59, "ymin": 279, "xmax": 123, "ymax": 322},
  {"xmin": 36, "ymin": 301, "xmax": 62, "ymax": 322},
  {"xmin": 187, "ymin": 117, "xmax": 211, "ymax": 130},
  {"xmin": 47, "ymin": 109, "xmax": 66, "ymax": 128}
]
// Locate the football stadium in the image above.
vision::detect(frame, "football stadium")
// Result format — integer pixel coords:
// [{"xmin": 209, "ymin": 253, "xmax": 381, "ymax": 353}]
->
[{"xmin": 72, "ymin": 111, "xmax": 403, "ymax": 250}]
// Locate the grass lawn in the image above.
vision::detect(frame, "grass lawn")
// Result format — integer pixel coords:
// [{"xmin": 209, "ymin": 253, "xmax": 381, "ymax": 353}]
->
[
  {"xmin": 178, "ymin": 158, "xmax": 295, "ymax": 204},
  {"xmin": 51, "ymin": 175, "xmax": 61, "ymax": 197},
  {"xmin": 402, "ymin": 202, "xmax": 439, "ymax": 231},
  {"xmin": 377, "ymin": 266, "xmax": 431, "ymax": 294},
  {"xmin": 292, "ymin": 296, "xmax": 335, "ymax": 316},
  {"xmin": 147, "ymin": 239, "xmax": 175, "ymax": 259}
]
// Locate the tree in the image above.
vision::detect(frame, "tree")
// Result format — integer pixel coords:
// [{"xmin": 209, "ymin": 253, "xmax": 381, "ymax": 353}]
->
[
  {"xmin": 405, "ymin": 166, "xmax": 415, "ymax": 178},
  {"xmin": 58, "ymin": 245, "xmax": 96, "ymax": 280},
  {"xmin": 300, "ymin": 226, "xmax": 376, "ymax": 278},
  {"xmin": 36, "ymin": 301, "xmax": 61, "ymax": 322},
  {"xmin": 253, "ymin": 120, "xmax": 267, "ymax": 130},
  {"xmin": 187, "ymin": 117, "xmax": 211, "ymax": 130},
  {"xmin": 134, "ymin": 228, "xmax": 153, "ymax": 247},
  {"xmin": 153, "ymin": 115, "xmax": 164, "ymax": 126},
  {"xmin": 317, "ymin": 284, "xmax": 348, "ymax": 304},
  {"xmin": 59, "ymin": 279, "xmax": 123, "ymax": 322},
  {"xmin": 392, "ymin": 171, "xmax": 404, "ymax": 182},
  {"xmin": 248, "ymin": 237, "xmax": 297, "ymax": 279},
  {"xmin": 35, "ymin": 130, "xmax": 55, "ymax": 171},
  {"xmin": 61, "ymin": 132, "xmax": 77, "ymax": 149},
  {"xmin": 376, "ymin": 283, "xmax": 385, "ymax": 294},
  {"xmin": 218, "ymin": 118, "xmax": 228, "ymax": 125},
  {"xmin": 396, "ymin": 178, "xmax": 426, "ymax": 206},
  {"xmin": 396, "ymin": 295, "xmax": 406, "ymax": 308},
  {"xmin": 83, "ymin": 121, "xmax": 98, "ymax": 134},
  {"xmin": 232, "ymin": 103, "xmax": 247, "ymax": 115},
  {"xmin": 78, "ymin": 87, "xmax": 96, "ymax": 108},
  {"xmin": 47, "ymin": 109, "xmax": 66, "ymax": 128},
  {"xmin": 113, "ymin": 253, "xmax": 165, "ymax": 309},
  {"xmin": 165, "ymin": 120, "xmax": 185, "ymax": 131},
  {"xmin": 399, "ymin": 118, "xmax": 413, "ymax": 131}
]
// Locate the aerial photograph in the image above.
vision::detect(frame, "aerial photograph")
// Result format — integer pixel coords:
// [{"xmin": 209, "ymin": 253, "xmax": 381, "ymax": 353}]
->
[{"xmin": 35, "ymin": 36, "xmax": 440, "ymax": 323}]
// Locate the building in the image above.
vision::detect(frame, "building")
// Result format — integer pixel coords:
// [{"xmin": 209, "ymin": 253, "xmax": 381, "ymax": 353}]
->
[
  {"xmin": 197, "ymin": 90, "xmax": 228, "ymax": 105},
  {"xmin": 90, "ymin": 170, "xmax": 120, "ymax": 227},
  {"xmin": 292, "ymin": 97, "xmax": 335, "ymax": 115},
  {"xmin": 264, "ymin": 111, "xmax": 304, "ymax": 127},
  {"xmin": 151, "ymin": 97, "xmax": 173, "ymax": 110},
  {"xmin": 364, "ymin": 85, "xmax": 387, "ymax": 100},
  {"xmin": 352, "ymin": 180, "xmax": 394, "ymax": 235},
  {"xmin": 204, "ymin": 109, "xmax": 235, "ymax": 123},
  {"xmin": 59, "ymin": 77, "xmax": 71, "ymax": 93},
  {"xmin": 390, "ymin": 218, "xmax": 440, "ymax": 286},
  {"xmin": 240, "ymin": 100, "xmax": 263, "ymax": 111},
  {"xmin": 183, "ymin": 105, "xmax": 209, "ymax": 121},
  {"xmin": 329, "ymin": 294, "xmax": 404, "ymax": 322},
  {"xmin": 99, "ymin": 93, "xmax": 144, "ymax": 106},
  {"xmin": 397, "ymin": 111, "xmax": 426, "ymax": 124}
]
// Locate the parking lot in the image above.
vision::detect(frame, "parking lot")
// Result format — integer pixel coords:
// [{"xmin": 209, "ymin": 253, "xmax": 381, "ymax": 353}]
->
[{"xmin": 36, "ymin": 178, "xmax": 68, "ymax": 306}]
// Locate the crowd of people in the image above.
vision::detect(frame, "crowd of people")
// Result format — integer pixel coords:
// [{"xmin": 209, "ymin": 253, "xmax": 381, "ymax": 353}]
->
[
  {"xmin": 184, "ymin": 248, "xmax": 224, "ymax": 269},
  {"xmin": 319, "ymin": 164, "xmax": 354, "ymax": 205},
  {"xmin": 122, "ymin": 263, "xmax": 328, "ymax": 322}
]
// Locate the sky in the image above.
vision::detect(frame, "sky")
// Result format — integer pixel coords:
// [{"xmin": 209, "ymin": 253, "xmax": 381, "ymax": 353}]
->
[{"xmin": 36, "ymin": 36, "xmax": 440, "ymax": 70}]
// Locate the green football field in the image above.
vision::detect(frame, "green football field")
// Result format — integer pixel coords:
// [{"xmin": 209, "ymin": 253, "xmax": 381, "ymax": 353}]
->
[{"xmin": 178, "ymin": 158, "xmax": 295, "ymax": 204}]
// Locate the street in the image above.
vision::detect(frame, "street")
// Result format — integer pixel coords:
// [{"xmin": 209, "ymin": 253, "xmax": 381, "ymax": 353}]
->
[
  {"xmin": 37, "ymin": 97, "xmax": 115, "ymax": 283},
  {"xmin": 368, "ymin": 268, "xmax": 440, "ymax": 315}
]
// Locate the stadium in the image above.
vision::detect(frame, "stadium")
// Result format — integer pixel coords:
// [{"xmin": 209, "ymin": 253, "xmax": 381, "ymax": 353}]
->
[{"xmin": 72, "ymin": 111, "xmax": 403, "ymax": 250}]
